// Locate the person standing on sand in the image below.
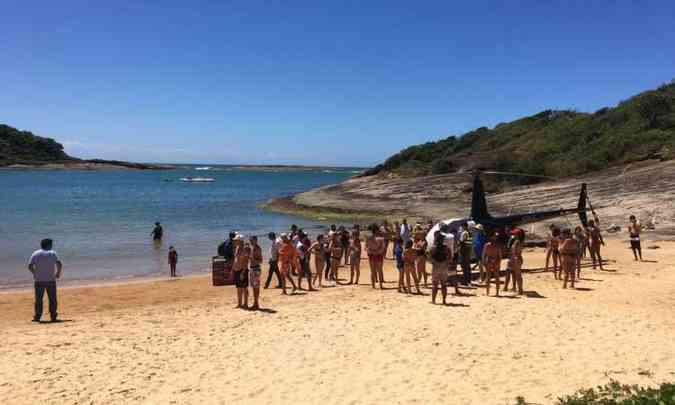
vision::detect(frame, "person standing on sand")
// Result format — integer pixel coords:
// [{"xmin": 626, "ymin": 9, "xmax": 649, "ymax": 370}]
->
[
  {"xmin": 545, "ymin": 226, "xmax": 561, "ymax": 279},
  {"xmin": 310, "ymin": 234, "xmax": 327, "ymax": 288},
  {"xmin": 249, "ymin": 236, "xmax": 263, "ymax": 310},
  {"xmin": 233, "ymin": 236, "xmax": 250, "ymax": 308},
  {"xmin": 429, "ymin": 232, "xmax": 450, "ymax": 304},
  {"xmin": 628, "ymin": 215, "xmax": 643, "ymax": 261},
  {"xmin": 505, "ymin": 229, "xmax": 524, "ymax": 294},
  {"xmin": 168, "ymin": 246, "xmax": 178, "ymax": 277},
  {"xmin": 414, "ymin": 234, "xmax": 428, "ymax": 288},
  {"xmin": 279, "ymin": 234, "xmax": 299, "ymax": 295},
  {"xmin": 574, "ymin": 226, "xmax": 585, "ymax": 279},
  {"xmin": 559, "ymin": 229, "xmax": 577, "ymax": 289},
  {"xmin": 587, "ymin": 220, "xmax": 605, "ymax": 270},
  {"xmin": 400, "ymin": 219, "xmax": 411, "ymax": 244},
  {"xmin": 264, "ymin": 232, "xmax": 282, "ymax": 289},
  {"xmin": 329, "ymin": 232, "xmax": 343, "ymax": 284},
  {"xmin": 403, "ymin": 240, "xmax": 421, "ymax": 294},
  {"xmin": 458, "ymin": 223, "xmax": 473, "ymax": 286},
  {"xmin": 366, "ymin": 224, "xmax": 386, "ymax": 289},
  {"xmin": 151, "ymin": 222, "xmax": 163, "ymax": 242},
  {"xmin": 28, "ymin": 239, "xmax": 63, "ymax": 322},
  {"xmin": 393, "ymin": 236, "xmax": 405, "ymax": 292},
  {"xmin": 348, "ymin": 234, "xmax": 362, "ymax": 285},
  {"xmin": 297, "ymin": 233, "xmax": 315, "ymax": 291},
  {"xmin": 482, "ymin": 232, "xmax": 502, "ymax": 297},
  {"xmin": 472, "ymin": 224, "xmax": 486, "ymax": 282}
]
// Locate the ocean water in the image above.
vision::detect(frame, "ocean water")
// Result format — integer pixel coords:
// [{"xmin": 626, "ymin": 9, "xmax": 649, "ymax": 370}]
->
[{"xmin": 0, "ymin": 167, "xmax": 357, "ymax": 288}]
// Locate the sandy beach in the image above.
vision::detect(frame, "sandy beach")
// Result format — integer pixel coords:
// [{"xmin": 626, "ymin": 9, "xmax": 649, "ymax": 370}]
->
[{"xmin": 2, "ymin": 237, "xmax": 675, "ymax": 404}]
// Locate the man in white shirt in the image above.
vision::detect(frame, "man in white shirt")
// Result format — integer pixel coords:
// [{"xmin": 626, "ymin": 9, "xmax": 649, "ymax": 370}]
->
[{"xmin": 28, "ymin": 239, "xmax": 63, "ymax": 322}]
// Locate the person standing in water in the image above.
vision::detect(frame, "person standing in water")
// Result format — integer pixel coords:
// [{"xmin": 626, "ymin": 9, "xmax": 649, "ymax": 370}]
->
[
  {"xmin": 168, "ymin": 246, "xmax": 178, "ymax": 277},
  {"xmin": 28, "ymin": 239, "xmax": 63, "ymax": 322},
  {"xmin": 628, "ymin": 215, "xmax": 643, "ymax": 261},
  {"xmin": 249, "ymin": 235, "xmax": 263, "ymax": 310},
  {"xmin": 151, "ymin": 222, "xmax": 163, "ymax": 242}
]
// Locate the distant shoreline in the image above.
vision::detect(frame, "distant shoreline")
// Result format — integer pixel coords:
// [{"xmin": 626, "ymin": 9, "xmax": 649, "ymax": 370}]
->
[{"xmin": 0, "ymin": 159, "xmax": 175, "ymax": 171}]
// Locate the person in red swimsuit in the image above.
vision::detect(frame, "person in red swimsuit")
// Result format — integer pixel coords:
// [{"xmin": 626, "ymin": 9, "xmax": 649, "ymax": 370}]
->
[{"xmin": 366, "ymin": 224, "xmax": 386, "ymax": 289}]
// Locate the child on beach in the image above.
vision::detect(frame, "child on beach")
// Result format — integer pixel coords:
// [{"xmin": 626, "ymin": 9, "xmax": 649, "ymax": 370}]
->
[
  {"xmin": 348, "ymin": 235, "xmax": 361, "ymax": 285},
  {"xmin": 546, "ymin": 226, "xmax": 561, "ymax": 279},
  {"xmin": 168, "ymin": 246, "xmax": 178, "ymax": 278},
  {"xmin": 249, "ymin": 236, "xmax": 263, "ymax": 310},
  {"xmin": 403, "ymin": 240, "xmax": 421, "ymax": 294}
]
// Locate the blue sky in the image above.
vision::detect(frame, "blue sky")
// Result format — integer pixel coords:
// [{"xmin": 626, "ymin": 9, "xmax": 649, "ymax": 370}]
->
[{"xmin": 2, "ymin": 1, "xmax": 674, "ymax": 166}]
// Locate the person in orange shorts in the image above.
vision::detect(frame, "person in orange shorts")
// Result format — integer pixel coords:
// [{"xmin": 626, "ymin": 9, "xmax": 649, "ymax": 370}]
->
[{"xmin": 278, "ymin": 234, "xmax": 299, "ymax": 295}]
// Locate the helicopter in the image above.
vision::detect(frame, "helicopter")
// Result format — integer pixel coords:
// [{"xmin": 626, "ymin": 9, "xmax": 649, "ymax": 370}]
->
[{"xmin": 426, "ymin": 170, "xmax": 596, "ymax": 246}]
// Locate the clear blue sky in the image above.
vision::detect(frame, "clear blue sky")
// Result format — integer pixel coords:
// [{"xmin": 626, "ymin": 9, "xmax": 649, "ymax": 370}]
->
[{"xmin": 3, "ymin": 1, "xmax": 674, "ymax": 166}]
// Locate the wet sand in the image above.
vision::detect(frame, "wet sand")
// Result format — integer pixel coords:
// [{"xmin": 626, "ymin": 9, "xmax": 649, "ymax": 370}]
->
[{"xmin": 1, "ymin": 239, "xmax": 674, "ymax": 404}]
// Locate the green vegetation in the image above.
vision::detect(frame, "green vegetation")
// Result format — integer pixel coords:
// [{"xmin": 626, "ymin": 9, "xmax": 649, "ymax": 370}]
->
[
  {"xmin": 0, "ymin": 124, "xmax": 72, "ymax": 166},
  {"xmin": 365, "ymin": 81, "xmax": 675, "ymax": 181},
  {"xmin": 515, "ymin": 380, "xmax": 675, "ymax": 404}
]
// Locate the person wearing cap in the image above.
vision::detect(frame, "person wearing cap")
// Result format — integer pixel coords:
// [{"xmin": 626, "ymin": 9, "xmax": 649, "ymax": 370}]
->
[
  {"xmin": 559, "ymin": 228, "xmax": 578, "ymax": 289},
  {"xmin": 264, "ymin": 232, "xmax": 282, "ymax": 289},
  {"xmin": 482, "ymin": 231, "xmax": 502, "ymax": 297},
  {"xmin": 28, "ymin": 238, "xmax": 63, "ymax": 322},
  {"xmin": 458, "ymin": 223, "xmax": 473, "ymax": 286}
]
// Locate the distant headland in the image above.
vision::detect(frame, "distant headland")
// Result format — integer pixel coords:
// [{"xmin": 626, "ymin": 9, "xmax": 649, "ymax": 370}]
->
[{"xmin": 0, "ymin": 124, "xmax": 174, "ymax": 170}]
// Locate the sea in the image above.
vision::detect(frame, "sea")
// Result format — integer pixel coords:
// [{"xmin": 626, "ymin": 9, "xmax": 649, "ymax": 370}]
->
[{"xmin": 0, "ymin": 166, "xmax": 358, "ymax": 289}]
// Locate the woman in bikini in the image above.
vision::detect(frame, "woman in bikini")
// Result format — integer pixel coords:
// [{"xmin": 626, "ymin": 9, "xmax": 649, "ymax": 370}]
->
[
  {"xmin": 559, "ymin": 228, "xmax": 578, "ymax": 289},
  {"xmin": 348, "ymin": 235, "xmax": 362, "ymax": 285},
  {"xmin": 329, "ymin": 232, "xmax": 343, "ymax": 285},
  {"xmin": 366, "ymin": 224, "xmax": 386, "ymax": 289},
  {"xmin": 414, "ymin": 235, "xmax": 428, "ymax": 288},
  {"xmin": 403, "ymin": 239, "xmax": 421, "ymax": 294},
  {"xmin": 233, "ymin": 237, "xmax": 251, "ymax": 308},
  {"xmin": 482, "ymin": 232, "xmax": 502, "ymax": 297},
  {"xmin": 310, "ymin": 234, "xmax": 327, "ymax": 288},
  {"xmin": 278, "ymin": 234, "xmax": 299, "ymax": 295},
  {"xmin": 545, "ymin": 226, "xmax": 561, "ymax": 279},
  {"xmin": 429, "ymin": 232, "xmax": 450, "ymax": 304}
]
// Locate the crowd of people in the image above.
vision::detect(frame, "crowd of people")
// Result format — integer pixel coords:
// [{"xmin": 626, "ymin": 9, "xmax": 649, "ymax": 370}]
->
[{"xmin": 26, "ymin": 215, "xmax": 645, "ymax": 321}]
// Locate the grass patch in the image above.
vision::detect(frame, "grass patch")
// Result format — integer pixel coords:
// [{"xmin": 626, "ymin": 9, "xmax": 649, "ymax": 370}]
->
[{"xmin": 515, "ymin": 380, "xmax": 675, "ymax": 404}]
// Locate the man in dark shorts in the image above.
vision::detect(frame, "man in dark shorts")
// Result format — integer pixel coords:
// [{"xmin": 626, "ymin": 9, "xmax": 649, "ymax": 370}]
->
[
  {"xmin": 628, "ymin": 215, "xmax": 643, "ymax": 261},
  {"xmin": 28, "ymin": 239, "xmax": 63, "ymax": 322}
]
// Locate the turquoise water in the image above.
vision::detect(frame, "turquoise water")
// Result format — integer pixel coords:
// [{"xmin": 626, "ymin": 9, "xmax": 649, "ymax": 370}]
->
[{"xmin": 0, "ymin": 167, "xmax": 356, "ymax": 288}]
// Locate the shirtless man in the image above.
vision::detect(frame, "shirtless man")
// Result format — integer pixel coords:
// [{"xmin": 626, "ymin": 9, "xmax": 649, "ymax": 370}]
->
[
  {"xmin": 366, "ymin": 224, "xmax": 386, "ymax": 289},
  {"xmin": 482, "ymin": 232, "xmax": 502, "ymax": 297},
  {"xmin": 233, "ymin": 237, "xmax": 251, "ymax": 308},
  {"xmin": 559, "ymin": 229, "xmax": 577, "ymax": 289},
  {"xmin": 348, "ymin": 235, "xmax": 362, "ymax": 285},
  {"xmin": 587, "ymin": 220, "xmax": 605, "ymax": 270},
  {"xmin": 329, "ymin": 232, "xmax": 343, "ymax": 284},
  {"xmin": 545, "ymin": 226, "xmax": 562, "ymax": 279},
  {"xmin": 248, "ymin": 236, "xmax": 263, "ymax": 310},
  {"xmin": 628, "ymin": 215, "xmax": 643, "ymax": 261},
  {"xmin": 278, "ymin": 234, "xmax": 299, "ymax": 295}
]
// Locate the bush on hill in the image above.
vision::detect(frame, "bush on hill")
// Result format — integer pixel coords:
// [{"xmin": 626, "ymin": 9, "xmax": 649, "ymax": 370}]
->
[
  {"xmin": 365, "ymin": 81, "xmax": 675, "ymax": 180},
  {"xmin": 0, "ymin": 124, "xmax": 72, "ymax": 166}
]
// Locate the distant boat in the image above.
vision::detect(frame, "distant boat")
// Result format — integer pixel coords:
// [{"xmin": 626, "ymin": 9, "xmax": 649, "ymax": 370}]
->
[
  {"xmin": 195, "ymin": 166, "xmax": 212, "ymax": 171},
  {"xmin": 180, "ymin": 177, "xmax": 215, "ymax": 183}
]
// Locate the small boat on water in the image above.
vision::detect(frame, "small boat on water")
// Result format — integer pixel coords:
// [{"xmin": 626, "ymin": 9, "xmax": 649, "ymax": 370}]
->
[
  {"xmin": 180, "ymin": 177, "xmax": 215, "ymax": 183},
  {"xmin": 195, "ymin": 166, "xmax": 212, "ymax": 171}
]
